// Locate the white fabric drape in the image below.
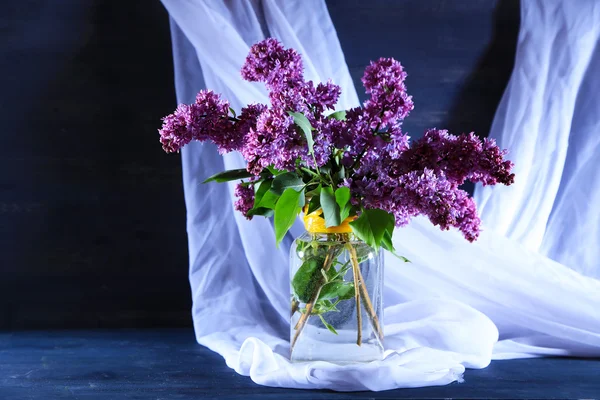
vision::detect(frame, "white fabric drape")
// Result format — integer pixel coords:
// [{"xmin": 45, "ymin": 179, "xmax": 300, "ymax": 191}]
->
[
  {"xmin": 162, "ymin": 0, "xmax": 600, "ymax": 391},
  {"xmin": 474, "ymin": 0, "xmax": 600, "ymax": 279}
]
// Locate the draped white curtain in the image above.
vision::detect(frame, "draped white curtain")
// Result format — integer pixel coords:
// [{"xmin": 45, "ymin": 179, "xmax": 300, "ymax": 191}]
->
[
  {"xmin": 474, "ymin": 0, "xmax": 600, "ymax": 279},
  {"xmin": 161, "ymin": 0, "xmax": 600, "ymax": 391}
]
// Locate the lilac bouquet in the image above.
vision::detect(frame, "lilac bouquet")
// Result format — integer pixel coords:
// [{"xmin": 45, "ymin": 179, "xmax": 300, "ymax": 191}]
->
[
  {"xmin": 159, "ymin": 38, "xmax": 514, "ymax": 250},
  {"xmin": 159, "ymin": 39, "xmax": 514, "ymax": 357}
]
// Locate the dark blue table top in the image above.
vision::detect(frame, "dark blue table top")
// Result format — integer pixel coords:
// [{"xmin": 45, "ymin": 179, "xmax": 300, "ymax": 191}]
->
[{"xmin": 0, "ymin": 329, "xmax": 598, "ymax": 399}]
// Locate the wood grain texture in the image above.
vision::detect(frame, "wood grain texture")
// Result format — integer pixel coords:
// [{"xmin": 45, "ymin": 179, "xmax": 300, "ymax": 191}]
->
[
  {"xmin": 0, "ymin": 0, "xmax": 190, "ymax": 329},
  {"xmin": 0, "ymin": 329, "xmax": 598, "ymax": 399},
  {"xmin": 327, "ymin": 0, "xmax": 520, "ymax": 139}
]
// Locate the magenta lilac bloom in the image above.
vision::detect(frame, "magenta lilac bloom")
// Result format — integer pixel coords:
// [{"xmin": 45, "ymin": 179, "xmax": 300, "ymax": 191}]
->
[
  {"xmin": 158, "ymin": 38, "xmax": 515, "ymax": 243},
  {"xmin": 213, "ymin": 103, "xmax": 267, "ymax": 155},
  {"xmin": 395, "ymin": 170, "xmax": 481, "ymax": 242},
  {"xmin": 159, "ymin": 104, "xmax": 193, "ymax": 153},
  {"xmin": 399, "ymin": 129, "xmax": 515, "ymax": 187},
  {"xmin": 240, "ymin": 38, "xmax": 303, "ymax": 85},
  {"xmin": 362, "ymin": 58, "xmax": 414, "ymax": 128},
  {"xmin": 242, "ymin": 108, "xmax": 305, "ymax": 174},
  {"xmin": 234, "ymin": 184, "xmax": 255, "ymax": 220},
  {"xmin": 158, "ymin": 90, "xmax": 231, "ymax": 153}
]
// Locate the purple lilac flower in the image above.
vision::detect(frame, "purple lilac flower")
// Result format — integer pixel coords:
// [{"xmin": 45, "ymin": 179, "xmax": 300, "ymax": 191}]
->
[
  {"xmin": 399, "ymin": 129, "xmax": 515, "ymax": 187},
  {"xmin": 302, "ymin": 117, "xmax": 343, "ymax": 168},
  {"xmin": 264, "ymin": 61, "xmax": 305, "ymax": 111},
  {"xmin": 158, "ymin": 90, "xmax": 230, "ymax": 153},
  {"xmin": 325, "ymin": 117, "xmax": 351, "ymax": 150},
  {"xmin": 361, "ymin": 58, "xmax": 414, "ymax": 129},
  {"xmin": 384, "ymin": 126, "xmax": 410, "ymax": 159},
  {"xmin": 242, "ymin": 39, "xmax": 341, "ymax": 116},
  {"xmin": 302, "ymin": 80, "xmax": 341, "ymax": 113},
  {"xmin": 241, "ymin": 38, "xmax": 303, "ymax": 87},
  {"xmin": 346, "ymin": 127, "xmax": 510, "ymax": 241},
  {"xmin": 188, "ymin": 90, "xmax": 231, "ymax": 141},
  {"xmin": 241, "ymin": 108, "xmax": 305, "ymax": 175},
  {"xmin": 344, "ymin": 107, "xmax": 375, "ymax": 159},
  {"xmin": 479, "ymin": 138, "xmax": 515, "ymax": 186},
  {"xmin": 211, "ymin": 103, "xmax": 267, "ymax": 155},
  {"xmin": 394, "ymin": 170, "xmax": 481, "ymax": 242},
  {"xmin": 159, "ymin": 38, "xmax": 515, "ymax": 243},
  {"xmin": 159, "ymin": 104, "xmax": 193, "ymax": 153},
  {"xmin": 241, "ymin": 39, "xmax": 346, "ymax": 171},
  {"xmin": 349, "ymin": 167, "xmax": 481, "ymax": 241},
  {"xmin": 234, "ymin": 183, "xmax": 255, "ymax": 220}
]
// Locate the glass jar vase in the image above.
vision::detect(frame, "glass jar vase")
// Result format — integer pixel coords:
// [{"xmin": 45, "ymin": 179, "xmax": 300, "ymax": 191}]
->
[{"xmin": 289, "ymin": 212, "xmax": 384, "ymax": 363}]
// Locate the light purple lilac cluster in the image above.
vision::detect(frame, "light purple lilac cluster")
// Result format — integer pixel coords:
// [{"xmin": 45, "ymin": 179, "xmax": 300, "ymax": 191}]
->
[
  {"xmin": 240, "ymin": 38, "xmax": 343, "ymax": 173},
  {"xmin": 234, "ymin": 183, "xmax": 255, "ymax": 218},
  {"xmin": 347, "ymin": 127, "xmax": 515, "ymax": 241},
  {"xmin": 158, "ymin": 38, "xmax": 514, "ymax": 242}
]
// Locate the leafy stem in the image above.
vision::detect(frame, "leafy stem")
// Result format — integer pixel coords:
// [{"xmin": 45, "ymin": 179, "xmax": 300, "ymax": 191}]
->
[
  {"xmin": 328, "ymin": 259, "xmax": 351, "ymax": 281},
  {"xmin": 291, "ymin": 245, "xmax": 340, "ymax": 349},
  {"xmin": 345, "ymin": 242, "xmax": 363, "ymax": 346},
  {"xmin": 300, "ymin": 167, "xmax": 320, "ymax": 178},
  {"xmin": 319, "ymin": 314, "xmax": 338, "ymax": 335},
  {"xmin": 346, "ymin": 242, "xmax": 384, "ymax": 342}
]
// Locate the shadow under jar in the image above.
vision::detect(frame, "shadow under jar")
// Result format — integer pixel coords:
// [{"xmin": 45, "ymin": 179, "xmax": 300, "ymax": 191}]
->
[{"xmin": 289, "ymin": 211, "xmax": 384, "ymax": 363}]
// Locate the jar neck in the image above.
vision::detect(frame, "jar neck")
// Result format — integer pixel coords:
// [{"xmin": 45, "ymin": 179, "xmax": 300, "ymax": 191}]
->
[{"xmin": 304, "ymin": 232, "xmax": 358, "ymax": 242}]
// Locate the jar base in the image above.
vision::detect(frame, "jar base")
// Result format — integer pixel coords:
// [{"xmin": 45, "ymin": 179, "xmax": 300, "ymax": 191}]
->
[{"xmin": 290, "ymin": 325, "xmax": 384, "ymax": 363}]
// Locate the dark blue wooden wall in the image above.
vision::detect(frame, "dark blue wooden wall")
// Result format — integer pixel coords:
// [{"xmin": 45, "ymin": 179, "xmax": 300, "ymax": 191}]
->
[
  {"xmin": 0, "ymin": 0, "xmax": 519, "ymax": 329},
  {"xmin": 329, "ymin": 0, "xmax": 520, "ymax": 139},
  {"xmin": 1, "ymin": 1, "xmax": 189, "ymax": 329}
]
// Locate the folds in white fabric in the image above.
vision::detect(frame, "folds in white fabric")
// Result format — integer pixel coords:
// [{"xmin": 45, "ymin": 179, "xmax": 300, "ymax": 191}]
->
[
  {"xmin": 474, "ymin": 0, "xmax": 600, "ymax": 278},
  {"xmin": 163, "ymin": 0, "xmax": 600, "ymax": 391}
]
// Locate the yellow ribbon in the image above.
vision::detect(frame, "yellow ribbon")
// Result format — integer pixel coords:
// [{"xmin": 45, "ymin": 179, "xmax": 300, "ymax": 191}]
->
[{"xmin": 303, "ymin": 207, "xmax": 356, "ymax": 234}]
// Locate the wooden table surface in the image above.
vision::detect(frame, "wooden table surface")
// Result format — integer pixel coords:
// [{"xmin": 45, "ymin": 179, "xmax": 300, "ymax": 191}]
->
[{"xmin": 1, "ymin": 329, "xmax": 598, "ymax": 399}]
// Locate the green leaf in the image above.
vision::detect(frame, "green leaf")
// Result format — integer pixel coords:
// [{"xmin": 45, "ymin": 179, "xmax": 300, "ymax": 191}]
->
[
  {"xmin": 247, "ymin": 180, "xmax": 278, "ymax": 216},
  {"xmin": 334, "ymin": 150, "xmax": 342, "ymax": 165},
  {"xmin": 326, "ymin": 263, "xmax": 340, "ymax": 281},
  {"xmin": 203, "ymin": 168, "xmax": 253, "ymax": 183},
  {"xmin": 319, "ymin": 315, "xmax": 338, "ymax": 335},
  {"xmin": 291, "ymin": 256, "xmax": 325, "ymax": 302},
  {"xmin": 337, "ymin": 284, "xmax": 356, "ymax": 301},
  {"xmin": 320, "ymin": 186, "xmax": 340, "ymax": 228},
  {"xmin": 298, "ymin": 189, "xmax": 306, "ymax": 208},
  {"xmin": 307, "ymin": 195, "xmax": 321, "ymax": 215},
  {"xmin": 267, "ymin": 165, "xmax": 285, "ymax": 176},
  {"xmin": 319, "ymin": 164, "xmax": 331, "ymax": 174},
  {"xmin": 271, "ymin": 172, "xmax": 304, "ymax": 195},
  {"xmin": 229, "ymin": 107, "xmax": 236, "ymax": 118},
  {"xmin": 381, "ymin": 229, "xmax": 395, "ymax": 253},
  {"xmin": 334, "ymin": 187, "xmax": 351, "ymax": 221},
  {"xmin": 334, "ymin": 187, "xmax": 350, "ymax": 210},
  {"xmin": 336, "ymin": 164, "xmax": 346, "ymax": 182},
  {"xmin": 287, "ymin": 111, "xmax": 314, "ymax": 156},
  {"xmin": 328, "ymin": 110, "xmax": 347, "ymax": 121},
  {"xmin": 319, "ymin": 281, "xmax": 355, "ymax": 301},
  {"xmin": 314, "ymin": 299, "xmax": 341, "ymax": 314},
  {"xmin": 305, "ymin": 184, "xmax": 322, "ymax": 198},
  {"xmin": 349, "ymin": 208, "xmax": 395, "ymax": 251},
  {"xmin": 379, "ymin": 225, "xmax": 411, "ymax": 261},
  {"xmin": 300, "ymin": 167, "xmax": 320, "ymax": 179},
  {"xmin": 246, "ymin": 207, "xmax": 274, "ymax": 218},
  {"xmin": 253, "ymin": 180, "xmax": 272, "ymax": 208},
  {"xmin": 327, "ymin": 261, "xmax": 350, "ymax": 281},
  {"xmin": 257, "ymin": 191, "xmax": 279, "ymax": 209},
  {"xmin": 274, "ymin": 188, "xmax": 302, "ymax": 246}
]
